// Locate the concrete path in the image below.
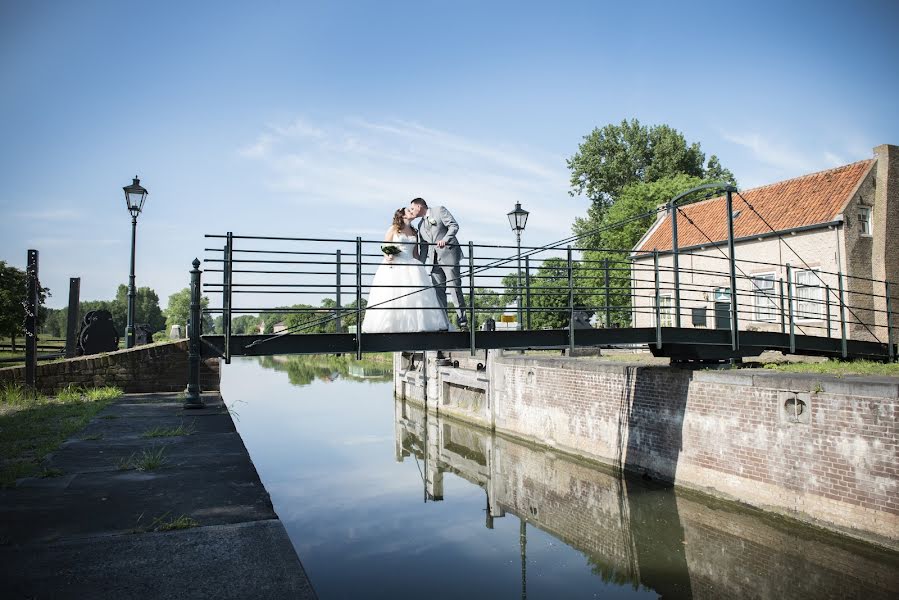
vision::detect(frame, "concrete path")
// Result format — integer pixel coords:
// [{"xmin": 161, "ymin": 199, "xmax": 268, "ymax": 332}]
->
[{"xmin": 0, "ymin": 393, "xmax": 317, "ymax": 599}]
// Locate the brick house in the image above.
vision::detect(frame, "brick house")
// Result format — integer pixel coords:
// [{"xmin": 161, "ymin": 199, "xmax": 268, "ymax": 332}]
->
[{"xmin": 630, "ymin": 144, "xmax": 897, "ymax": 343}]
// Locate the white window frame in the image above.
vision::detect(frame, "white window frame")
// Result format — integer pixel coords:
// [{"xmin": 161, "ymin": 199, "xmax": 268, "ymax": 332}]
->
[
  {"xmin": 656, "ymin": 294, "xmax": 673, "ymax": 327},
  {"xmin": 858, "ymin": 206, "xmax": 872, "ymax": 236},
  {"xmin": 793, "ymin": 269, "xmax": 823, "ymax": 320},
  {"xmin": 751, "ymin": 273, "xmax": 777, "ymax": 322}
]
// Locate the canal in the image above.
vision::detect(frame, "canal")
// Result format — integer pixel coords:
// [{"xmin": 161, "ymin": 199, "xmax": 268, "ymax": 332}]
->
[{"xmin": 222, "ymin": 355, "xmax": 898, "ymax": 599}]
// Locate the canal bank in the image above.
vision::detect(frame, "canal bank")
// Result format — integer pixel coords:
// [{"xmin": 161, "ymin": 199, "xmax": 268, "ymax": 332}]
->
[
  {"xmin": 0, "ymin": 392, "xmax": 316, "ymax": 599},
  {"xmin": 394, "ymin": 351, "xmax": 899, "ymax": 551}
]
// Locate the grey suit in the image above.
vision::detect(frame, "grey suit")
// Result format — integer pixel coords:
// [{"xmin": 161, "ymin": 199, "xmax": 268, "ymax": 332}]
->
[{"xmin": 417, "ymin": 205, "xmax": 467, "ymax": 327}]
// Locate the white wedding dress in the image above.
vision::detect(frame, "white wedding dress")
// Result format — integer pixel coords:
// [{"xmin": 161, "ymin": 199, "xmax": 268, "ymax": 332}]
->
[{"xmin": 361, "ymin": 233, "xmax": 450, "ymax": 333}]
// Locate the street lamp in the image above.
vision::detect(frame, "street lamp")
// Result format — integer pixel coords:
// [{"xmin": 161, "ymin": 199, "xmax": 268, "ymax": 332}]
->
[
  {"xmin": 507, "ymin": 202, "xmax": 529, "ymax": 329},
  {"xmin": 122, "ymin": 176, "xmax": 148, "ymax": 348}
]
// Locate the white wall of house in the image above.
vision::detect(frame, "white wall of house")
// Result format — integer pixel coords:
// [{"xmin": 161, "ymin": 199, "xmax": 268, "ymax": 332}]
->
[
  {"xmin": 630, "ymin": 145, "xmax": 898, "ymax": 345},
  {"xmin": 631, "ymin": 226, "xmax": 849, "ymax": 338}
]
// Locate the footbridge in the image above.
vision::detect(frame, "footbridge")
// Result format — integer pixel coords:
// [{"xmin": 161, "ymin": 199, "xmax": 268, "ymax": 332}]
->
[{"xmin": 182, "ymin": 184, "xmax": 897, "ymax": 405}]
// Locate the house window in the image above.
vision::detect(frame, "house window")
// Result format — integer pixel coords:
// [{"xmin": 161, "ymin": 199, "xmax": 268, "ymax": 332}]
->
[
  {"xmin": 752, "ymin": 273, "xmax": 777, "ymax": 322},
  {"xmin": 657, "ymin": 295, "xmax": 673, "ymax": 327},
  {"xmin": 794, "ymin": 269, "xmax": 822, "ymax": 320},
  {"xmin": 858, "ymin": 206, "xmax": 872, "ymax": 235}
]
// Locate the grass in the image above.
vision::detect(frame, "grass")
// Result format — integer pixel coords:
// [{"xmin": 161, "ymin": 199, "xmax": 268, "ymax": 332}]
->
[
  {"xmin": 133, "ymin": 511, "xmax": 200, "ymax": 533},
  {"xmin": 118, "ymin": 447, "xmax": 167, "ymax": 471},
  {"xmin": 762, "ymin": 359, "xmax": 899, "ymax": 377},
  {"xmin": 0, "ymin": 383, "xmax": 123, "ymax": 487},
  {"xmin": 141, "ymin": 421, "xmax": 196, "ymax": 438},
  {"xmin": 155, "ymin": 514, "xmax": 200, "ymax": 531}
]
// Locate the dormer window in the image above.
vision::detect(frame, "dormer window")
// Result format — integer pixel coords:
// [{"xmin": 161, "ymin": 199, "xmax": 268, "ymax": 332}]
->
[{"xmin": 858, "ymin": 206, "xmax": 872, "ymax": 235}]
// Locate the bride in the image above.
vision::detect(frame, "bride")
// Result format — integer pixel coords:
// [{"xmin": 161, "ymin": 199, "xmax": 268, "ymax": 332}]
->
[{"xmin": 361, "ymin": 208, "xmax": 451, "ymax": 333}]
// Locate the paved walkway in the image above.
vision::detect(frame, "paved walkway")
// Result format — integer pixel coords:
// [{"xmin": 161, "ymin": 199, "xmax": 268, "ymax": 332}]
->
[{"xmin": 0, "ymin": 393, "xmax": 317, "ymax": 599}]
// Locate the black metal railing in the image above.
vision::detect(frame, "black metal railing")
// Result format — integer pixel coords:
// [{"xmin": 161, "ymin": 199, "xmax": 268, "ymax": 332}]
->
[{"xmin": 183, "ymin": 232, "xmax": 897, "ymax": 366}]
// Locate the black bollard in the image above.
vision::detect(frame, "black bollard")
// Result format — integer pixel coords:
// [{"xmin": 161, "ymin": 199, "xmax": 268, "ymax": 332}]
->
[{"xmin": 184, "ymin": 258, "xmax": 205, "ymax": 409}]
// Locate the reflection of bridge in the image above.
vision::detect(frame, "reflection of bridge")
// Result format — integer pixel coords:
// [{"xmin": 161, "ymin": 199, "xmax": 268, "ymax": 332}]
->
[
  {"xmin": 183, "ymin": 183, "xmax": 897, "ymax": 403},
  {"xmin": 394, "ymin": 397, "xmax": 898, "ymax": 599}
]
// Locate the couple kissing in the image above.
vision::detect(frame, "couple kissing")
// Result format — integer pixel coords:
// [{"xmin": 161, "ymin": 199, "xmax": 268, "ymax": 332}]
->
[{"xmin": 360, "ymin": 197, "xmax": 468, "ymax": 334}]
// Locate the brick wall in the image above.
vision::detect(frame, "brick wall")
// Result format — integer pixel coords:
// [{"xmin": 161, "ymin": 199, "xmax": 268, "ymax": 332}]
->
[
  {"xmin": 488, "ymin": 356, "xmax": 897, "ymax": 548},
  {"xmin": 0, "ymin": 340, "xmax": 220, "ymax": 394},
  {"xmin": 395, "ymin": 353, "xmax": 898, "ymax": 548},
  {"xmin": 395, "ymin": 394, "xmax": 899, "ymax": 597}
]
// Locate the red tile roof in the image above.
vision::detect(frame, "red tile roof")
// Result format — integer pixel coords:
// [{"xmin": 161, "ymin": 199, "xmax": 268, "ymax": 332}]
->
[{"xmin": 634, "ymin": 159, "xmax": 874, "ymax": 253}]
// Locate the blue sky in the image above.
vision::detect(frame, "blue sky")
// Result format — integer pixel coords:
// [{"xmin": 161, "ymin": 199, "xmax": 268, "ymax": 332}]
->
[{"xmin": 2, "ymin": 0, "xmax": 897, "ymax": 309}]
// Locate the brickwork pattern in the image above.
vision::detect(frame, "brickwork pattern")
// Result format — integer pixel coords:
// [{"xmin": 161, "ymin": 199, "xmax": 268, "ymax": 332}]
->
[
  {"xmin": 0, "ymin": 340, "xmax": 220, "ymax": 393},
  {"xmin": 397, "ymin": 397, "xmax": 898, "ymax": 597},
  {"xmin": 489, "ymin": 356, "xmax": 898, "ymax": 546}
]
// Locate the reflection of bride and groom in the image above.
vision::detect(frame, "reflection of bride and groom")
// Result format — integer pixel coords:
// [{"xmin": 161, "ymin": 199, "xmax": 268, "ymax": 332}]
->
[{"xmin": 361, "ymin": 197, "xmax": 468, "ymax": 333}]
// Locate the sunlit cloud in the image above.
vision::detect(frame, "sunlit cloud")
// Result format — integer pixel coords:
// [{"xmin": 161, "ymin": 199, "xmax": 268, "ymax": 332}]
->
[
  {"xmin": 237, "ymin": 116, "xmax": 582, "ymax": 245},
  {"xmin": 722, "ymin": 132, "xmax": 817, "ymax": 173}
]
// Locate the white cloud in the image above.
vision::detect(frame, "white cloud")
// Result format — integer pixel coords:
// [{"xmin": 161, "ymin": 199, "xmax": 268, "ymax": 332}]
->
[
  {"xmin": 722, "ymin": 132, "xmax": 817, "ymax": 173},
  {"xmin": 237, "ymin": 116, "xmax": 580, "ymax": 245},
  {"xmin": 14, "ymin": 208, "xmax": 82, "ymax": 221}
]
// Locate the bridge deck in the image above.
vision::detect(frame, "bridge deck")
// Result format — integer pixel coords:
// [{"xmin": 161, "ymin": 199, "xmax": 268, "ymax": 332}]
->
[{"xmin": 201, "ymin": 327, "xmax": 892, "ymax": 362}]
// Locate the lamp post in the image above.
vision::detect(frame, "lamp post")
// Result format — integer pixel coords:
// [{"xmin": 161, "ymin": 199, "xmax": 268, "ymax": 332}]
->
[
  {"xmin": 122, "ymin": 176, "xmax": 148, "ymax": 348},
  {"xmin": 507, "ymin": 202, "xmax": 529, "ymax": 329}
]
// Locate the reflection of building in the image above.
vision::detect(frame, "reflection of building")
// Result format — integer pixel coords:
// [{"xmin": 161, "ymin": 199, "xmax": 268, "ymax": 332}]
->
[
  {"xmin": 394, "ymin": 397, "xmax": 899, "ymax": 599},
  {"xmin": 347, "ymin": 363, "xmax": 392, "ymax": 379}
]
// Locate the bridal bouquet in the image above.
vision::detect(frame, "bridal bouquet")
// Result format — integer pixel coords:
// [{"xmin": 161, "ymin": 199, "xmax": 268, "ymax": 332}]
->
[{"xmin": 380, "ymin": 244, "xmax": 401, "ymax": 256}]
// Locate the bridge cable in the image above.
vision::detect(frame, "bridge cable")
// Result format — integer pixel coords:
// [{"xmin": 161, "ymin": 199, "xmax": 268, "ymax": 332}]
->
[
  {"xmin": 734, "ymin": 191, "xmax": 881, "ymax": 343},
  {"xmin": 672, "ymin": 206, "xmax": 812, "ymax": 337},
  {"xmin": 242, "ymin": 204, "xmax": 673, "ymax": 348}
]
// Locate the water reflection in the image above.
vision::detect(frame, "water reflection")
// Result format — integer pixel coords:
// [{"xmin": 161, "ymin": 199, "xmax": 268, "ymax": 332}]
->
[
  {"xmin": 256, "ymin": 354, "xmax": 393, "ymax": 386},
  {"xmin": 225, "ymin": 357, "xmax": 898, "ymax": 599},
  {"xmin": 395, "ymin": 397, "xmax": 899, "ymax": 600}
]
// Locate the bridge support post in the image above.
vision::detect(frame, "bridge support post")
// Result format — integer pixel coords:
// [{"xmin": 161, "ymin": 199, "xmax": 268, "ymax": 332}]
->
[
  {"xmin": 653, "ymin": 250, "xmax": 661, "ymax": 350},
  {"xmin": 838, "ymin": 272, "xmax": 848, "ymax": 358},
  {"xmin": 786, "ymin": 264, "xmax": 795, "ymax": 355},
  {"xmin": 669, "ymin": 200, "xmax": 681, "ymax": 328},
  {"xmin": 725, "ymin": 189, "xmax": 739, "ymax": 351},
  {"xmin": 887, "ymin": 281, "xmax": 894, "ymax": 362},
  {"xmin": 223, "ymin": 232, "xmax": 233, "ymax": 364},
  {"xmin": 335, "ymin": 249, "xmax": 342, "ymax": 332},
  {"xmin": 525, "ymin": 256, "xmax": 531, "ymax": 330},
  {"xmin": 825, "ymin": 284, "xmax": 832, "ymax": 338},
  {"xmin": 779, "ymin": 278, "xmax": 785, "ymax": 334},
  {"xmin": 184, "ymin": 258, "xmax": 205, "ymax": 409},
  {"xmin": 568, "ymin": 246, "xmax": 575, "ymax": 355},
  {"xmin": 603, "ymin": 258, "xmax": 611, "ymax": 328},
  {"xmin": 356, "ymin": 237, "xmax": 362, "ymax": 360},
  {"xmin": 468, "ymin": 242, "xmax": 476, "ymax": 355}
]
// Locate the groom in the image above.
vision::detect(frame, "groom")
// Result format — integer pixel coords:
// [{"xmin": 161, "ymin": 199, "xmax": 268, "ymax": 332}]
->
[{"xmin": 408, "ymin": 197, "xmax": 468, "ymax": 330}]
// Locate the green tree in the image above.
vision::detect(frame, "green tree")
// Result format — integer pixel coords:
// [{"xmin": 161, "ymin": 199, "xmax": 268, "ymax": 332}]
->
[
  {"xmin": 0, "ymin": 261, "xmax": 49, "ymax": 350},
  {"xmin": 283, "ymin": 304, "xmax": 321, "ymax": 333},
  {"xmin": 581, "ymin": 174, "xmax": 721, "ymax": 326},
  {"xmin": 165, "ymin": 287, "xmax": 212, "ymax": 334},
  {"xmin": 342, "ymin": 299, "xmax": 368, "ymax": 329},
  {"xmin": 528, "ymin": 258, "xmax": 589, "ymax": 329},
  {"xmin": 41, "ymin": 307, "xmax": 67, "ymax": 338},
  {"xmin": 473, "ymin": 287, "xmax": 504, "ymax": 327},
  {"xmin": 113, "ymin": 284, "xmax": 166, "ymax": 335},
  {"xmin": 568, "ymin": 119, "xmax": 736, "ymax": 246},
  {"xmin": 500, "ymin": 271, "xmax": 526, "ymax": 306},
  {"xmin": 231, "ymin": 314, "xmax": 262, "ymax": 335}
]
